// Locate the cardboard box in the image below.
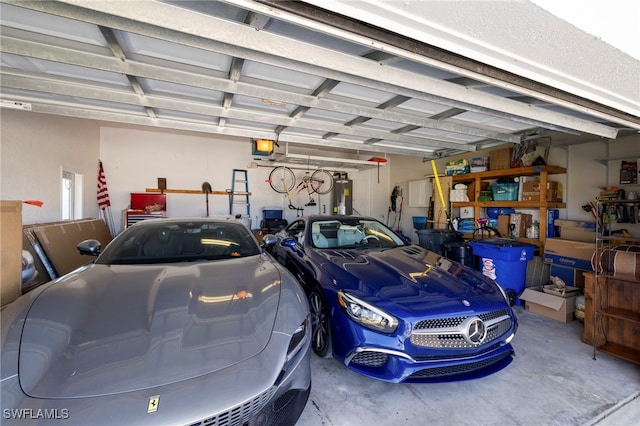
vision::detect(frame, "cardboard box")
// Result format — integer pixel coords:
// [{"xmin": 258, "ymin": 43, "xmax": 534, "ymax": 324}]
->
[
  {"xmin": 521, "ymin": 181, "xmax": 562, "ymax": 202},
  {"xmin": 520, "ymin": 286, "xmax": 578, "ymax": 322},
  {"xmin": 30, "ymin": 219, "xmax": 113, "ymax": 277},
  {"xmin": 489, "ymin": 147, "xmax": 514, "ymax": 170},
  {"xmin": 554, "ymin": 219, "xmax": 596, "ymax": 243},
  {"xmin": 543, "ymin": 238, "xmax": 595, "ymax": 271},
  {"xmin": 510, "ymin": 213, "xmax": 533, "ymax": 238},
  {"xmin": 558, "ymin": 228, "xmax": 595, "ymax": 242},
  {"xmin": 1, "ymin": 201, "xmax": 23, "ymax": 306},
  {"xmin": 497, "ymin": 215, "xmax": 510, "ymax": 238}
]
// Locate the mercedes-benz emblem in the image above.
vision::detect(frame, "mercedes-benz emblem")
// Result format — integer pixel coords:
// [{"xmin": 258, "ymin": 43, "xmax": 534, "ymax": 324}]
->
[{"xmin": 462, "ymin": 317, "xmax": 487, "ymax": 345}]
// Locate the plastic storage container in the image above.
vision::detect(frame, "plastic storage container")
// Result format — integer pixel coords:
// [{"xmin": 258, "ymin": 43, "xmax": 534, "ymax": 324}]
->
[
  {"xmin": 491, "ymin": 183, "xmax": 519, "ymax": 201},
  {"xmin": 262, "ymin": 208, "xmax": 283, "ymax": 220},
  {"xmin": 417, "ymin": 229, "xmax": 461, "ymax": 255},
  {"xmin": 442, "ymin": 241, "xmax": 475, "ymax": 268},
  {"xmin": 468, "ymin": 238, "xmax": 535, "ymax": 306},
  {"xmin": 412, "ymin": 216, "xmax": 428, "ymax": 230}
]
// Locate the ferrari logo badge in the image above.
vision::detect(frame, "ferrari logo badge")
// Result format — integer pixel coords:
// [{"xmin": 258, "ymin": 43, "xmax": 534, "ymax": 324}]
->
[{"xmin": 148, "ymin": 396, "xmax": 160, "ymax": 413}]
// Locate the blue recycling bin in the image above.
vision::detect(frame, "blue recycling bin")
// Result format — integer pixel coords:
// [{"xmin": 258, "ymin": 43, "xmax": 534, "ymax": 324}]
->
[{"xmin": 468, "ymin": 238, "xmax": 535, "ymax": 306}]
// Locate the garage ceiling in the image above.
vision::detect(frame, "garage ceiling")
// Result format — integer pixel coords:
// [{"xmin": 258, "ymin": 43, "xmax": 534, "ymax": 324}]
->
[{"xmin": 1, "ymin": 0, "xmax": 639, "ymax": 162}]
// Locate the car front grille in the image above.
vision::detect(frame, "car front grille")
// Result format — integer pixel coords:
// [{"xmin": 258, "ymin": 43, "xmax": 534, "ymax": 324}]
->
[
  {"xmin": 410, "ymin": 309, "xmax": 512, "ymax": 349},
  {"xmin": 350, "ymin": 350, "xmax": 389, "ymax": 367},
  {"xmin": 188, "ymin": 387, "xmax": 276, "ymax": 426},
  {"xmin": 407, "ymin": 352, "xmax": 512, "ymax": 379}
]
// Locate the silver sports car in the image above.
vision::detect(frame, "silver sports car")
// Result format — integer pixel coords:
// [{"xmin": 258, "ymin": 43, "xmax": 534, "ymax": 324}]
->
[{"xmin": 1, "ymin": 218, "xmax": 311, "ymax": 425}]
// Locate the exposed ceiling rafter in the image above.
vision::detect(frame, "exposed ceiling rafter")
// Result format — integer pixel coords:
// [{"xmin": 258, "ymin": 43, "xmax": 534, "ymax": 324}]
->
[{"xmin": 1, "ymin": 0, "xmax": 636, "ymax": 164}]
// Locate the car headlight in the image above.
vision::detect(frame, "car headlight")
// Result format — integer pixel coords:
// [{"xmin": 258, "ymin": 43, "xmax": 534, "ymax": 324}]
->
[
  {"xmin": 337, "ymin": 291, "xmax": 398, "ymax": 333},
  {"xmin": 286, "ymin": 315, "xmax": 309, "ymax": 361}
]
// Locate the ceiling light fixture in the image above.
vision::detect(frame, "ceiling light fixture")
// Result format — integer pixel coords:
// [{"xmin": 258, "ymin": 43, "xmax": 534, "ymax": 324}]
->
[{"xmin": 252, "ymin": 138, "xmax": 274, "ymax": 156}]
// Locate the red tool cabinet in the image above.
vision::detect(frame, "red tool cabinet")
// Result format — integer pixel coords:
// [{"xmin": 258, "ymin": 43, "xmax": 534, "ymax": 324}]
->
[{"xmin": 125, "ymin": 193, "xmax": 167, "ymax": 227}]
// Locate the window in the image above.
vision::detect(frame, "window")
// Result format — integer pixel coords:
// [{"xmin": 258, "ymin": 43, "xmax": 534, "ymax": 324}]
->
[{"xmin": 61, "ymin": 169, "xmax": 83, "ymax": 220}]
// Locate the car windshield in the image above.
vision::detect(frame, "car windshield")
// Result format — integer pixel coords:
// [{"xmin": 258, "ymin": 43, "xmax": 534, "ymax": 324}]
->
[
  {"xmin": 96, "ymin": 220, "xmax": 261, "ymax": 265},
  {"xmin": 310, "ymin": 218, "xmax": 406, "ymax": 249}
]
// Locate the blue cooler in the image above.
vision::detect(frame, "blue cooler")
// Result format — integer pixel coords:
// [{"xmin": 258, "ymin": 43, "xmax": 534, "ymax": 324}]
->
[{"xmin": 468, "ymin": 238, "xmax": 535, "ymax": 306}]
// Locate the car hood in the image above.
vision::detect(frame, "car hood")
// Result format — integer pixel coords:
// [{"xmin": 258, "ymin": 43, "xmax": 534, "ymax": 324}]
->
[
  {"xmin": 317, "ymin": 246, "xmax": 506, "ymax": 313},
  {"xmin": 18, "ymin": 256, "xmax": 281, "ymax": 399}
]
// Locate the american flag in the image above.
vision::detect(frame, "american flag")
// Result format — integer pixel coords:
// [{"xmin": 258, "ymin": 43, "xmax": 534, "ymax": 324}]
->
[{"xmin": 97, "ymin": 161, "xmax": 111, "ymax": 210}]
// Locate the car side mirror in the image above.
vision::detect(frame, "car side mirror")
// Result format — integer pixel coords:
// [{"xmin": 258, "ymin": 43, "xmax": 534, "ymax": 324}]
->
[
  {"xmin": 77, "ymin": 239, "xmax": 101, "ymax": 256},
  {"xmin": 261, "ymin": 234, "xmax": 278, "ymax": 247},
  {"xmin": 281, "ymin": 237, "xmax": 297, "ymax": 248}
]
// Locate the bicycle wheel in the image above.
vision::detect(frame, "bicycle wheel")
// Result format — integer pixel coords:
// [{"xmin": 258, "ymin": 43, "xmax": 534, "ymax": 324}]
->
[
  {"xmin": 310, "ymin": 169, "xmax": 334, "ymax": 195},
  {"xmin": 269, "ymin": 166, "xmax": 296, "ymax": 194}
]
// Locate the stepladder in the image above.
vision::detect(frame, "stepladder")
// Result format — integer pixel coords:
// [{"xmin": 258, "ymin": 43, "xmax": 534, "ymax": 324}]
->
[{"xmin": 229, "ymin": 169, "xmax": 250, "ymax": 217}]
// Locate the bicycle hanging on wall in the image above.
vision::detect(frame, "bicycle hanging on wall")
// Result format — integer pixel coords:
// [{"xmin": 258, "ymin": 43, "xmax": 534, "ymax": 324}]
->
[{"xmin": 268, "ymin": 166, "xmax": 334, "ymax": 215}]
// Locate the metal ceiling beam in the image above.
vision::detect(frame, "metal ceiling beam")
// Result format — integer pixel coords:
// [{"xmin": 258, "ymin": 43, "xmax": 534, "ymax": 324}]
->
[
  {"xmin": 1, "ymin": 70, "xmax": 474, "ymax": 151},
  {"xmin": 275, "ymin": 133, "xmax": 436, "ymax": 157},
  {"xmin": 275, "ymin": 79, "xmax": 340, "ymax": 136},
  {"xmin": 0, "ymin": 34, "xmax": 518, "ymax": 145},
  {"xmin": 242, "ymin": 0, "xmax": 638, "ymax": 131},
  {"xmin": 17, "ymin": 100, "xmax": 433, "ymax": 157},
  {"xmin": 8, "ymin": 0, "xmax": 617, "ymax": 138},
  {"xmin": 220, "ymin": 11, "xmax": 269, "ymax": 128},
  {"xmin": 98, "ymin": 25, "xmax": 157, "ymax": 120}
]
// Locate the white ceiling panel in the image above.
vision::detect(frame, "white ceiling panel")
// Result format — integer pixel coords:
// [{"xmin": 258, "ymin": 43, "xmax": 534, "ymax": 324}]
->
[{"xmin": 0, "ymin": 0, "xmax": 638, "ymax": 163}]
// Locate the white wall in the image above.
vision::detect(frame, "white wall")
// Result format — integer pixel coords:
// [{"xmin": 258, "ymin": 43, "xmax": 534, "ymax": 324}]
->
[
  {"xmin": 387, "ymin": 154, "xmax": 432, "ymax": 243},
  {"xmin": 0, "ymin": 111, "xmax": 389, "ymax": 230},
  {"xmin": 2, "ymin": 108, "xmax": 637, "ymax": 236},
  {"xmin": 99, "ymin": 125, "xmax": 389, "ymax": 232},
  {"xmin": 0, "ymin": 110, "xmax": 100, "ymax": 225},
  {"xmin": 590, "ymin": 134, "xmax": 640, "ymax": 233}
]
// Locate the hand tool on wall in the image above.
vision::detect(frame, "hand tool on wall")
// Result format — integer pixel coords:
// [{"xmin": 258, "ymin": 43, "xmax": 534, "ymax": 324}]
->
[{"xmin": 202, "ymin": 181, "xmax": 212, "ymax": 217}]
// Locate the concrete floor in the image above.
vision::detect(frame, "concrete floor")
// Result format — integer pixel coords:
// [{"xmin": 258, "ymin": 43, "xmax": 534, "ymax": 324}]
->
[{"xmin": 296, "ymin": 307, "xmax": 640, "ymax": 426}]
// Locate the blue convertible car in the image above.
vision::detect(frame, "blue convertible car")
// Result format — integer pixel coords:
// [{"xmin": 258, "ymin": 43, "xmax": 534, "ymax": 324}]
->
[{"xmin": 266, "ymin": 215, "xmax": 518, "ymax": 383}]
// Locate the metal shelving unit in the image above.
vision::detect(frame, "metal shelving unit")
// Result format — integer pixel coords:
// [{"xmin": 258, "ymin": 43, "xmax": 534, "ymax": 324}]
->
[{"xmin": 592, "ymin": 199, "xmax": 640, "ymax": 365}]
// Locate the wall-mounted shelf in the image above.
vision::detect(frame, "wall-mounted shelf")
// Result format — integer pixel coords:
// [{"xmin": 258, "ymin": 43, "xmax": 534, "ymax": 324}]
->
[
  {"xmin": 145, "ymin": 188, "xmax": 251, "ymax": 196},
  {"xmin": 450, "ymin": 165, "xmax": 567, "ymax": 252}
]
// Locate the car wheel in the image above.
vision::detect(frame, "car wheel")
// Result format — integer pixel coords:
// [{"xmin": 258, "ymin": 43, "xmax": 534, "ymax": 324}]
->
[{"xmin": 308, "ymin": 288, "xmax": 332, "ymax": 357}]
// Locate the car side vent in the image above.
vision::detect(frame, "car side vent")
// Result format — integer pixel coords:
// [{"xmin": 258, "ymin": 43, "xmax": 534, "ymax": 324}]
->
[
  {"xmin": 327, "ymin": 250, "xmax": 358, "ymax": 260},
  {"xmin": 402, "ymin": 246, "xmax": 423, "ymax": 256}
]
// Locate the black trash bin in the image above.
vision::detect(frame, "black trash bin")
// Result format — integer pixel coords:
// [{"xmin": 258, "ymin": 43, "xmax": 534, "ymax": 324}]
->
[
  {"xmin": 417, "ymin": 229, "xmax": 461, "ymax": 255},
  {"xmin": 442, "ymin": 241, "xmax": 476, "ymax": 269}
]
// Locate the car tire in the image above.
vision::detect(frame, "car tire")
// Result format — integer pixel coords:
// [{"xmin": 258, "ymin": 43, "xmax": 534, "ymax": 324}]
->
[
  {"xmin": 505, "ymin": 289, "xmax": 517, "ymax": 306},
  {"xmin": 308, "ymin": 288, "xmax": 332, "ymax": 358}
]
